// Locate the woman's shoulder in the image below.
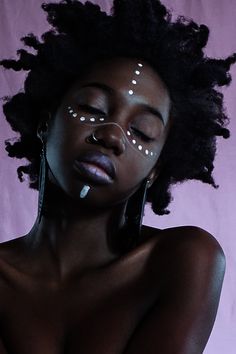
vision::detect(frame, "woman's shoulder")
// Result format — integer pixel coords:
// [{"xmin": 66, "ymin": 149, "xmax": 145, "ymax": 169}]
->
[
  {"xmin": 139, "ymin": 224, "xmax": 226, "ymax": 285},
  {"xmin": 141, "ymin": 224, "xmax": 225, "ymax": 259}
]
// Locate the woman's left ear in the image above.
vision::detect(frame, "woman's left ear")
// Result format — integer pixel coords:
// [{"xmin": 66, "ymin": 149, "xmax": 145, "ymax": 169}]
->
[{"xmin": 147, "ymin": 159, "xmax": 162, "ymax": 188}]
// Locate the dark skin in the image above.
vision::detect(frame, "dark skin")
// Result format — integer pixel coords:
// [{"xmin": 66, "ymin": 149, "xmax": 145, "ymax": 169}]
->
[{"xmin": 0, "ymin": 57, "xmax": 225, "ymax": 354}]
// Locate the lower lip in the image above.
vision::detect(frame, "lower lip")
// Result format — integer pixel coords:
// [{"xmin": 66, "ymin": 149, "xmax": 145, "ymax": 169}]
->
[{"xmin": 73, "ymin": 161, "xmax": 113, "ymax": 185}]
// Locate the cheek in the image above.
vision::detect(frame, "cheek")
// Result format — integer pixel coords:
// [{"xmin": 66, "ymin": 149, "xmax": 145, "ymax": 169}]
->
[{"xmin": 44, "ymin": 113, "xmax": 160, "ymax": 205}]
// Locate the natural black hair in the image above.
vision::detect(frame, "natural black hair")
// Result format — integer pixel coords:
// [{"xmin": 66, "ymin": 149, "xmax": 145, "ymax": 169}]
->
[{"xmin": 1, "ymin": 0, "xmax": 235, "ymax": 215}]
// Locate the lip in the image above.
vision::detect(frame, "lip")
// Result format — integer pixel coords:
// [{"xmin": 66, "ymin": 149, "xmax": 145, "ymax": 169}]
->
[{"xmin": 73, "ymin": 151, "xmax": 116, "ymax": 185}]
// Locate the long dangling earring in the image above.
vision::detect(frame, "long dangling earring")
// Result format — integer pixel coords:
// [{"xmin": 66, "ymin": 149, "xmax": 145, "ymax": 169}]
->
[
  {"xmin": 124, "ymin": 178, "xmax": 150, "ymax": 249},
  {"xmin": 37, "ymin": 141, "xmax": 48, "ymax": 224}
]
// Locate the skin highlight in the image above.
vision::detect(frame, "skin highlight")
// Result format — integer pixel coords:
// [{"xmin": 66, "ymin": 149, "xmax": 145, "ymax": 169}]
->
[{"xmin": 0, "ymin": 6, "xmax": 230, "ymax": 350}]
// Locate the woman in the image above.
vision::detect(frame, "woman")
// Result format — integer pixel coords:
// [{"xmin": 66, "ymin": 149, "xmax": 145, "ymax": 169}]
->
[{"xmin": 0, "ymin": 0, "xmax": 235, "ymax": 353}]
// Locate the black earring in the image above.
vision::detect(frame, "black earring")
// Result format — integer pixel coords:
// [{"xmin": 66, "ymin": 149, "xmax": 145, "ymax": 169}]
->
[
  {"xmin": 37, "ymin": 141, "xmax": 48, "ymax": 224},
  {"xmin": 36, "ymin": 119, "xmax": 49, "ymax": 224},
  {"xmin": 124, "ymin": 178, "xmax": 150, "ymax": 249}
]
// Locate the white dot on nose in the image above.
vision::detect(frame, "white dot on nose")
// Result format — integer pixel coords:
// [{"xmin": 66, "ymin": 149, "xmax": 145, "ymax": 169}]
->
[
  {"xmin": 135, "ymin": 70, "xmax": 140, "ymax": 75},
  {"xmin": 138, "ymin": 145, "xmax": 143, "ymax": 151},
  {"xmin": 129, "ymin": 90, "xmax": 134, "ymax": 95}
]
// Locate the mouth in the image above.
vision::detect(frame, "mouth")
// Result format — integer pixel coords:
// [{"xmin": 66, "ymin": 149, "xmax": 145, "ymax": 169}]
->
[{"xmin": 73, "ymin": 151, "xmax": 116, "ymax": 185}]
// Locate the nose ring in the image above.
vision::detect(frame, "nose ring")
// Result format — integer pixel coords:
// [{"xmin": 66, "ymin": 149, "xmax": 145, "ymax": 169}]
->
[{"xmin": 91, "ymin": 132, "xmax": 99, "ymax": 142}]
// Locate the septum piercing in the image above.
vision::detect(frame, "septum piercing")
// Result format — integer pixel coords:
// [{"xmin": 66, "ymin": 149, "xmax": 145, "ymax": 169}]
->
[
  {"xmin": 67, "ymin": 106, "xmax": 157, "ymax": 159},
  {"xmin": 80, "ymin": 185, "xmax": 91, "ymax": 198},
  {"xmin": 66, "ymin": 62, "xmax": 157, "ymax": 159},
  {"xmin": 92, "ymin": 132, "xmax": 99, "ymax": 142}
]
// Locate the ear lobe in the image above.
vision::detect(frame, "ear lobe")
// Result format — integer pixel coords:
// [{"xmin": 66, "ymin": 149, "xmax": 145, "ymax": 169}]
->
[
  {"xmin": 147, "ymin": 159, "xmax": 162, "ymax": 188},
  {"xmin": 37, "ymin": 111, "xmax": 51, "ymax": 142},
  {"xmin": 37, "ymin": 120, "xmax": 49, "ymax": 142}
]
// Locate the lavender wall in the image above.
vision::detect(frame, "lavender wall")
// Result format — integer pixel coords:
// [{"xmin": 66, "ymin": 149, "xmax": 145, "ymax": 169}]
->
[{"xmin": 0, "ymin": 0, "xmax": 235, "ymax": 352}]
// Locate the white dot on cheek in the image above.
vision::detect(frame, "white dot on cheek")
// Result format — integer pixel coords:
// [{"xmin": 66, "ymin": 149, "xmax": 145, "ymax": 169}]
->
[{"xmin": 129, "ymin": 90, "xmax": 134, "ymax": 95}]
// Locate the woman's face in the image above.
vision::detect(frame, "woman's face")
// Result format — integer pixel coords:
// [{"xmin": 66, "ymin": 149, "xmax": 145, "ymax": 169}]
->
[{"xmin": 45, "ymin": 57, "xmax": 171, "ymax": 208}]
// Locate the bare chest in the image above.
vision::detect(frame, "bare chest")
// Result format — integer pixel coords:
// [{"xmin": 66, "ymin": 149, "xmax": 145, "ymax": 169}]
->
[{"xmin": 0, "ymin": 251, "xmax": 159, "ymax": 354}]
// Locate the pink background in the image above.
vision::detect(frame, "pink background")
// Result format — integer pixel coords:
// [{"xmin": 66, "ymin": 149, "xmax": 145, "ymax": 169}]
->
[{"xmin": 0, "ymin": 0, "xmax": 235, "ymax": 352}]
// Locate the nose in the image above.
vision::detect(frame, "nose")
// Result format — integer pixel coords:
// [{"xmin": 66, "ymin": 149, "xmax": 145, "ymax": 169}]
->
[{"xmin": 89, "ymin": 123, "xmax": 127, "ymax": 156}]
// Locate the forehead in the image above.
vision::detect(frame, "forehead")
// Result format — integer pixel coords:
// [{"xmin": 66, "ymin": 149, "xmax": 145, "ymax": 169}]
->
[{"xmin": 70, "ymin": 57, "xmax": 171, "ymax": 120}]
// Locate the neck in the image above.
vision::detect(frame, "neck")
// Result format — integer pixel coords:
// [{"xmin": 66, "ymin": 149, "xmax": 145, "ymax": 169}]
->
[{"xmin": 26, "ymin": 181, "xmax": 130, "ymax": 280}]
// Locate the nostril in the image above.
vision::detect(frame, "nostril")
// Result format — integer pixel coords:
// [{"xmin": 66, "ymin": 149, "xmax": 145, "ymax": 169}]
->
[{"xmin": 86, "ymin": 126, "xmax": 127, "ymax": 155}]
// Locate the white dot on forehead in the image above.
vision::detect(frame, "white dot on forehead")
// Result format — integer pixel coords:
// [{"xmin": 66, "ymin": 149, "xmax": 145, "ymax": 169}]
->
[{"xmin": 129, "ymin": 90, "xmax": 134, "ymax": 95}]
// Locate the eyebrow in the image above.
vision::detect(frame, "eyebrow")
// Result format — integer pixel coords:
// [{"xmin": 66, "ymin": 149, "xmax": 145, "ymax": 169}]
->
[{"xmin": 80, "ymin": 82, "xmax": 165, "ymax": 125}]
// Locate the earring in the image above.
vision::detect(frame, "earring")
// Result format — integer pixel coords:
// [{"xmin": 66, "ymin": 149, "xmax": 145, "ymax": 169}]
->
[
  {"xmin": 37, "ymin": 141, "xmax": 48, "ymax": 224},
  {"xmin": 124, "ymin": 178, "xmax": 150, "ymax": 250}
]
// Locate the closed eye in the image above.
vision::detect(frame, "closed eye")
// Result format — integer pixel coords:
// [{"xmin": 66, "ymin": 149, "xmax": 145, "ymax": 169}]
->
[
  {"xmin": 131, "ymin": 127, "xmax": 154, "ymax": 142},
  {"xmin": 78, "ymin": 104, "xmax": 106, "ymax": 116}
]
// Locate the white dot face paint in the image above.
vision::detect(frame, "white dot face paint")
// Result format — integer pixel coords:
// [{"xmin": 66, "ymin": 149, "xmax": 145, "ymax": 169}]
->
[
  {"xmin": 66, "ymin": 62, "xmax": 160, "ymax": 160},
  {"xmin": 67, "ymin": 106, "xmax": 158, "ymax": 160},
  {"xmin": 128, "ymin": 62, "xmax": 144, "ymax": 98}
]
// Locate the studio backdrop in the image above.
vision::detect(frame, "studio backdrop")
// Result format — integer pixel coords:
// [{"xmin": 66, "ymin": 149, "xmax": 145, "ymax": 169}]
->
[{"xmin": 0, "ymin": 0, "xmax": 235, "ymax": 353}]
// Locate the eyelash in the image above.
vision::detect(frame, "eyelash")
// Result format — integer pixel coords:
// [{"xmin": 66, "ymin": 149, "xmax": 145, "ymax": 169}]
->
[
  {"xmin": 78, "ymin": 104, "xmax": 106, "ymax": 116},
  {"xmin": 131, "ymin": 127, "xmax": 154, "ymax": 142},
  {"xmin": 78, "ymin": 104, "xmax": 154, "ymax": 142}
]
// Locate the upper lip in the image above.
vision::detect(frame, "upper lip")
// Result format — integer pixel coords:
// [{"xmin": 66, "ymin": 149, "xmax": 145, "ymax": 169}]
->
[{"xmin": 75, "ymin": 151, "xmax": 116, "ymax": 179}]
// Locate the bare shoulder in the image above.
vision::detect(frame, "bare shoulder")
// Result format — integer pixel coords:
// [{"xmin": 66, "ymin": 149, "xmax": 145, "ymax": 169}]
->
[
  {"xmin": 141, "ymin": 224, "xmax": 225, "ymax": 266},
  {"xmin": 123, "ymin": 226, "xmax": 226, "ymax": 353},
  {"xmin": 0, "ymin": 236, "xmax": 28, "ymax": 286}
]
